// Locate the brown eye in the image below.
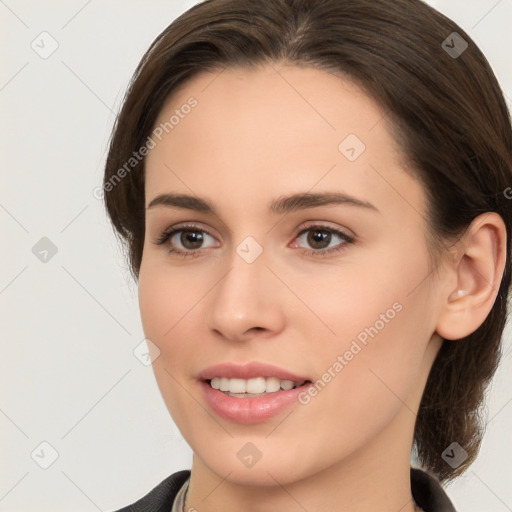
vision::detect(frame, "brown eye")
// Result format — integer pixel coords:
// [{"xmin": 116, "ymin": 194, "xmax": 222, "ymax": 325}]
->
[
  {"xmin": 293, "ymin": 225, "xmax": 355, "ymax": 257},
  {"xmin": 305, "ymin": 229, "xmax": 332, "ymax": 250},
  {"xmin": 178, "ymin": 230, "xmax": 205, "ymax": 250},
  {"xmin": 153, "ymin": 224, "xmax": 218, "ymax": 258}
]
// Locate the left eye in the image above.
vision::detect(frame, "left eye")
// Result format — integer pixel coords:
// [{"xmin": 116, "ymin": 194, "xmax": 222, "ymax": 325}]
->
[{"xmin": 292, "ymin": 225, "xmax": 354, "ymax": 255}]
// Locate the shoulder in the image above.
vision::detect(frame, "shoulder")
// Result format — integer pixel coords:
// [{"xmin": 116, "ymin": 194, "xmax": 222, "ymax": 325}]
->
[
  {"xmin": 411, "ymin": 467, "xmax": 457, "ymax": 512},
  {"xmin": 111, "ymin": 470, "xmax": 191, "ymax": 512}
]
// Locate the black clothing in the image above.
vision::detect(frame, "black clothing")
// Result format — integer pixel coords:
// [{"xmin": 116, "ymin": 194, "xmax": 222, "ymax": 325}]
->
[{"xmin": 112, "ymin": 467, "xmax": 457, "ymax": 512}]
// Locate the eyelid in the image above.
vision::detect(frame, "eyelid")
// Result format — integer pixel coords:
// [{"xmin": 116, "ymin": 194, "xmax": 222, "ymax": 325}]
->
[
  {"xmin": 153, "ymin": 222, "xmax": 219, "ymax": 247},
  {"xmin": 153, "ymin": 220, "xmax": 355, "ymax": 257},
  {"xmin": 294, "ymin": 220, "xmax": 355, "ymax": 239},
  {"xmin": 291, "ymin": 223, "xmax": 355, "ymax": 256},
  {"xmin": 153, "ymin": 220, "xmax": 215, "ymax": 238}
]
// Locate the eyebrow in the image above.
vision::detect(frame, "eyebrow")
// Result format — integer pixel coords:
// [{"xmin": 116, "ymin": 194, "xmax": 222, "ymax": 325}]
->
[{"xmin": 146, "ymin": 191, "xmax": 379, "ymax": 215}]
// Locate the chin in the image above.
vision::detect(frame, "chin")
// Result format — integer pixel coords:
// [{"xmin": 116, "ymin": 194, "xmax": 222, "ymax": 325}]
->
[
  {"xmin": 207, "ymin": 458, "xmax": 308, "ymax": 487},
  {"xmin": 192, "ymin": 437, "xmax": 327, "ymax": 488}
]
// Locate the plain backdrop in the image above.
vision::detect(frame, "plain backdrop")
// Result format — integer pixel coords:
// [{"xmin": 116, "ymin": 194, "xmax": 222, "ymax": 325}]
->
[{"xmin": 1, "ymin": 1, "xmax": 511, "ymax": 511}]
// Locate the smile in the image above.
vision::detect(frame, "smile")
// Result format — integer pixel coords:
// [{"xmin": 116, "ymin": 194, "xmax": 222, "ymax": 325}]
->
[{"xmin": 208, "ymin": 376, "xmax": 307, "ymax": 397}]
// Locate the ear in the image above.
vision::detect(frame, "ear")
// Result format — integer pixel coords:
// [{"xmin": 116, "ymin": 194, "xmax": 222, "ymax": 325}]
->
[{"xmin": 435, "ymin": 212, "xmax": 507, "ymax": 341}]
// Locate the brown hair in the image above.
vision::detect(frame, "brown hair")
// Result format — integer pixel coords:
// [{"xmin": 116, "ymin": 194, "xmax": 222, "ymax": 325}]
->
[{"xmin": 103, "ymin": 0, "xmax": 512, "ymax": 483}]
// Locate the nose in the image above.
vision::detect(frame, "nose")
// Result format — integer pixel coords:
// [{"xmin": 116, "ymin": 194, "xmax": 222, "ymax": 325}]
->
[{"xmin": 206, "ymin": 246, "xmax": 285, "ymax": 342}]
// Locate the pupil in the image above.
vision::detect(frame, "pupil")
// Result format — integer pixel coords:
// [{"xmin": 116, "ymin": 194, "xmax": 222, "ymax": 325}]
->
[
  {"xmin": 182, "ymin": 230, "xmax": 203, "ymax": 249},
  {"xmin": 308, "ymin": 229, "xmax": 330, "ymax": 249}
]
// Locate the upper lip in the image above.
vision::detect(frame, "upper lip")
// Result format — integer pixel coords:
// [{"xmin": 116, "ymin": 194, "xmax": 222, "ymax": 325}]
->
[{"xmin": 199, "ymin": 362, "xmax": 310, "ymax": 382}]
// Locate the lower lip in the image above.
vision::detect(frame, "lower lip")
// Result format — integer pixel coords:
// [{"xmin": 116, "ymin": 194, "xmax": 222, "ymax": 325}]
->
[{"xmin": 200, "ymin": 380, "xmax": 311, "ymax": 424}]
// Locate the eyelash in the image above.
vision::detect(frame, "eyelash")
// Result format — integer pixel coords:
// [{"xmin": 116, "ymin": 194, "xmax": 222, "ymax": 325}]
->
[{"xmin": 153, "ymin": 223, "xmax": 355, "ymax": 259}]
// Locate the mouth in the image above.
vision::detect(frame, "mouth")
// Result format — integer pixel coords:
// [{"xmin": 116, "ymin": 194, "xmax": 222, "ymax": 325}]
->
[
  {"xmin": 205, "ymin": 377, "xmax": 311, "ymax": 398},
  {"xmin": 198, "ymin": 362, "xmax": 313, "ymax": 423}
]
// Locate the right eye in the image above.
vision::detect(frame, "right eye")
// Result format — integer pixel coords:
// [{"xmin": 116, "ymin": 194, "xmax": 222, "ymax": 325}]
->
[{"xmin": 153, "ymin": 223, "xmax": 219, "ymax": 258}]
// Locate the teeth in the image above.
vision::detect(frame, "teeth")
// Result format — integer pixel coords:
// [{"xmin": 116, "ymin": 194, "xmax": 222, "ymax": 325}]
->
[
  {"xmin": 229, "ymin": 378, "xmax": 246, "ymax": 394},
  {"xmin": 265, "ymin": 377, "xmax": 281, "ymax": 393},
  {"xmin": 246, "ymin": 377, "xmax": 266, "ymax": 394},
  {"xmin": 209, "ymin": 377, "xmax": 305, "ymax": 394},
  {"xmin": 280, "ymin": 380, "xmax": 294, "ymax": 390}
]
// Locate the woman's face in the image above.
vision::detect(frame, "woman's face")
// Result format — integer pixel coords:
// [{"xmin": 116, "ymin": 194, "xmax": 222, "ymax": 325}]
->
[{"xmin": 139, "ymin": 64, "xmax": 446, "ymax": 485}]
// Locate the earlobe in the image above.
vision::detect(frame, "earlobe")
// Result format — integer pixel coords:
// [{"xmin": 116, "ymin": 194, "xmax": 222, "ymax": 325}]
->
[{"xmin": 435, "ymin": 212, "xmax": 507, "ymax": 341}]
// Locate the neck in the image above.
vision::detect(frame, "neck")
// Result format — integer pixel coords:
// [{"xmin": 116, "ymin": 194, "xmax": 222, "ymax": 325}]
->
[{"xmin": 185, "ymin": 407, "xmax": 420, "ymax": 512}]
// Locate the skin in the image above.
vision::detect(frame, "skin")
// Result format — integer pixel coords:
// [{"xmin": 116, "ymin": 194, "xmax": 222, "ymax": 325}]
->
[{"xmin": 138, "ymin": 64, "xmax": 506, "ymax": 512}]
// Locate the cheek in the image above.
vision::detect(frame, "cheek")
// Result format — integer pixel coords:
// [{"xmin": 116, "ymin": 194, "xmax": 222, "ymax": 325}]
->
[
  {"xmin": 138, "ymin": 261, "xmax": 198, "ymax": 344},
  {"xmin": 138, "ymin": 263, "xmax": 203, "ymax": 431},
  {"xmin": 296, "ymin": 242, "xmax": 433, "ymax": 409},
  {"xmin": 137, "ymin": 262, "xmax": 202, "ymax": 399},
  {"xmin": 289, "ymin": 248, "xmax": 429, "ymax": 350}
]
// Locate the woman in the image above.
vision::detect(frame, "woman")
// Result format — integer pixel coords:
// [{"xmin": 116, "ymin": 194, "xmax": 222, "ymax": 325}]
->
[{"xmin": 103, "ymin": 0, "xmax": 511, "ymax": 510}]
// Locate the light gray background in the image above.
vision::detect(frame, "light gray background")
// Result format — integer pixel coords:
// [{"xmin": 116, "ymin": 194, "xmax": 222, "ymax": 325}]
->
[{"xmin": 1, "ymin": 1, "xmax": 511, "ymax": 511}]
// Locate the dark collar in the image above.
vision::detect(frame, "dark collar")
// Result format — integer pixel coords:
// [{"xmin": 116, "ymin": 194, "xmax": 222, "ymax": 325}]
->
[
  {"xmin": 113, "ymin": 467, "xmax": 457, "ymax": 511},
  {"xmin": 411, "ymin": 468, "xmax": 457, "ymax": 511}
]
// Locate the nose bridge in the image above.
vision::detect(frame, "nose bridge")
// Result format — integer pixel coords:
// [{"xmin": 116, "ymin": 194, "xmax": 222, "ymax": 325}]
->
[{"xmin": 206, "ymin": 235, "xmax": 283, "ymax": 339}]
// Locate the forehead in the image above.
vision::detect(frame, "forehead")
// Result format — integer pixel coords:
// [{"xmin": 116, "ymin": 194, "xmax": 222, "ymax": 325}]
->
[{"xmin": 144, "ymin": 64, "xmax": 424, "ymax": 221}]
